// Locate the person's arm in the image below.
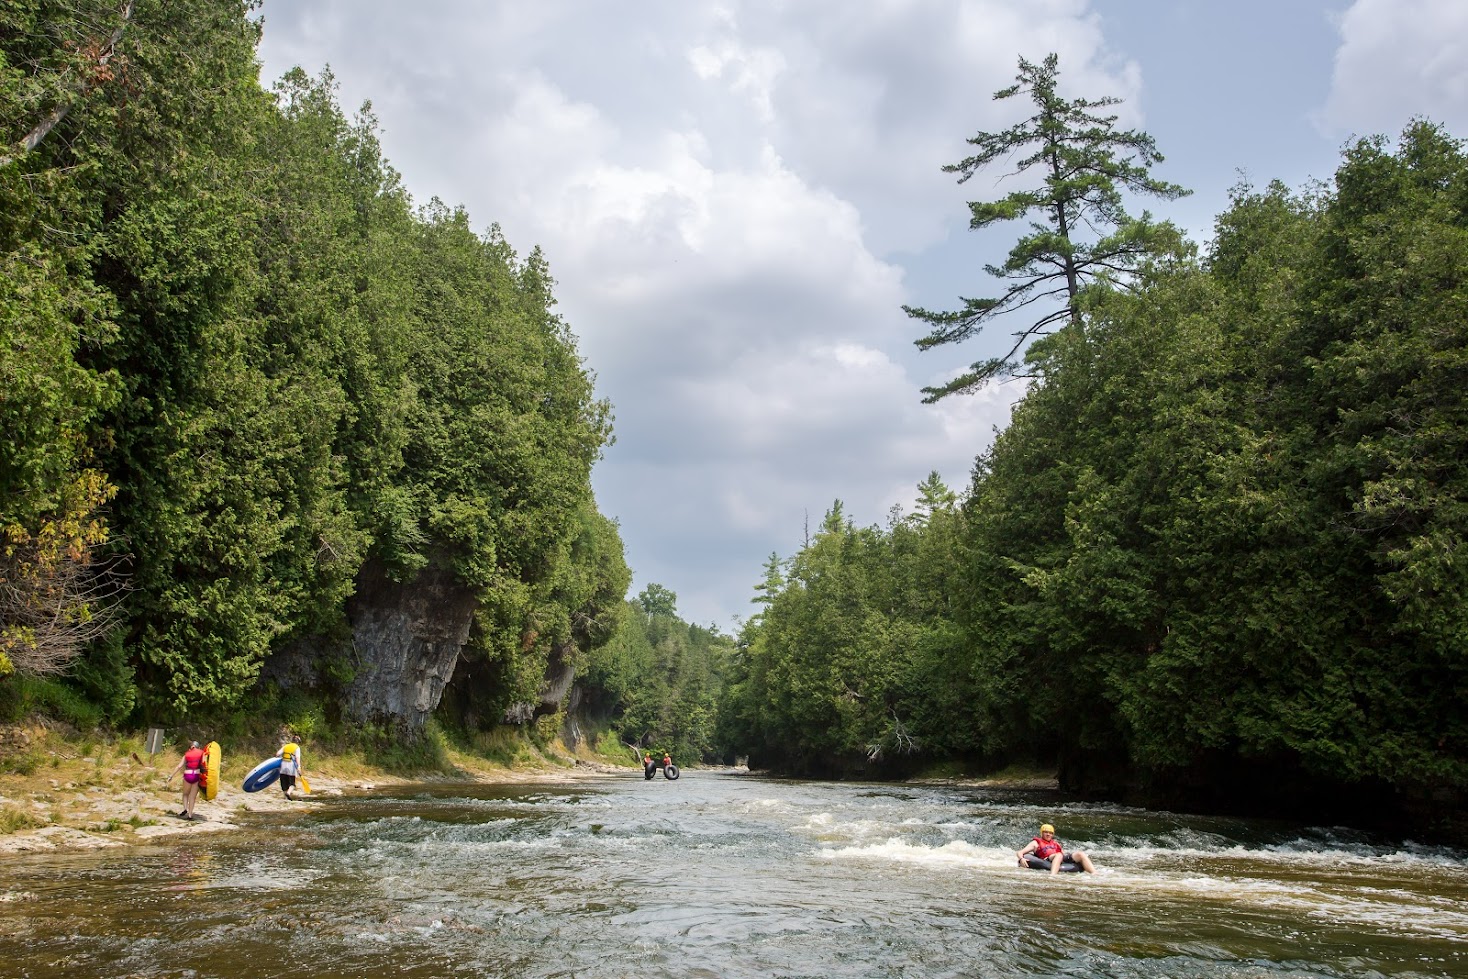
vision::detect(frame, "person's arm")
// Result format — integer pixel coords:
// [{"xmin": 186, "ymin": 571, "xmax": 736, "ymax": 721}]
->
[
  {"xmin": 166, "ymin": 757, "xmax": 184, "ymax": 782},
  {"xmin": 1017, "ymin": 840, "xmax": 1037, "ymax": 861}
]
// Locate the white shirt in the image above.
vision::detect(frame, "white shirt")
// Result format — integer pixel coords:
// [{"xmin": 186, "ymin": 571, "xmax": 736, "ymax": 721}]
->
[{"xmin": 276, "ymin": 746, "xmax": 302, "ymax": 777}]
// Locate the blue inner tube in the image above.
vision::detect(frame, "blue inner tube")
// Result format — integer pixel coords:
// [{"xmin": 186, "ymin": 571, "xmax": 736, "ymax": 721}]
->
[
  {"xmin": 664, "ymin": 764, "xmax": 680, "ymax": 780},
  {"xmin": 1022, "ymin": 853, "xmax": 1081, "ymax": 873},
  {"xmin": 242, "ymin": 756, "xmax": 282, "ymax": 792}
]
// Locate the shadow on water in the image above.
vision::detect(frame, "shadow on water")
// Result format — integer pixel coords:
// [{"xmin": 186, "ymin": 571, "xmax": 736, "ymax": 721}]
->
[{"xmin": 1, "ymin": 773, "xmax": 1465, "ymax": 978}]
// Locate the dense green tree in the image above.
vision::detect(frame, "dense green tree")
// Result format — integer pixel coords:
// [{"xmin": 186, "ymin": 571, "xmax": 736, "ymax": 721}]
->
[
  {"xmin": 0, "ymin": 0, "xmax": 136, "ymax": 680},
  {"xmin": 3, "ymin": 2, "xmax": 625, "ymax": 730},
  {"xmin": 750, "ymin": 553, "xmax": 785, "ymax": 613},
  {"xmin": 905, "ymin": 52, "xmax": 1189, "ymax": 399},
  {"xmin": 580, "ymin": 591, "xmax": 733, "ymax": 764},
  {"xmin": 724, "ymin": 492, "xmax": 965, "ymax": 774},
  {"xmin": 1, "ymin": 0, "xmax": 277, "ymax": 711},
  {"xmin": 737, "ymin": 117, "xmax": 1468, "ymax": 832},
  {"xmin": 637, "ymin": 583, "xmax": 678, "ymax": 618}
]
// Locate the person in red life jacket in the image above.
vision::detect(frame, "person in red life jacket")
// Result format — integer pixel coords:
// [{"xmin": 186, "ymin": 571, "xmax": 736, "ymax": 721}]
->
[
  {"xmin": 165, "ymin": 741, "xmax": 208, "ymax": 820},
  {"xmin": 1017, "ymin": 823, "xmax": 1095, "ymax": 874},
  {"xmin": 662, "ymin": 752, "xmax": 672, "ymax": 771},
  {"xmin": 643, "ymin": 753, "xmax": 656, "ymax": 780}
]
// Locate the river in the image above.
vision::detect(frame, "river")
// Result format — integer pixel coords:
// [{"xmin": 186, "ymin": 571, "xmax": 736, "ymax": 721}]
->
[{"xmin": 1, "ymin": 771, "xmax": 1464, "ymax": 978}]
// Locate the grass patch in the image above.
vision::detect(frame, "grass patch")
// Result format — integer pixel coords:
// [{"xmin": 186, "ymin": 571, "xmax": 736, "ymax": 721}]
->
[
  {"xmin": 0, "ymin": 749, "xmax": 46, "ymax": 777},
  {"xmin": 461, "ymin": 726, "xmax": 536, "ymax": 768},
  {"xmin": 979, "ymin": 762, "xmax": 1057, "ymax": 784},
  {"xmin": 911, "ymin": 759, "xmax": 971, "ymax": 780},
  {"xmin": 0, "ymin": 806, "xmax": 47, "ymax": 834},
  {"xmin": 0, "ymin": 677, "xmax": 102, "ymax": 729}
]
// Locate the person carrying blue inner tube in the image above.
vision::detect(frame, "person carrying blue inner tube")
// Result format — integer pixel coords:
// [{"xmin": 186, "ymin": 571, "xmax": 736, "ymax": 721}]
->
[
  {"xmin": 1017, "ymin": 823, "xmax": 1095, "ymax": 874},
  {"xmin": 275, "ymin": 739, "xmax": 305, "ymax": 801}
]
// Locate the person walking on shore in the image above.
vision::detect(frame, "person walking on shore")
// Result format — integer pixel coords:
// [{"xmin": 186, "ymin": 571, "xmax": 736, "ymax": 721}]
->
[
  {"xmin": 165, "ymin": 741, "xmax": 207, "ymax": 820},
  {"xmin": 276, "ymin": 739, "xmax": 304, "ymax": 801}
]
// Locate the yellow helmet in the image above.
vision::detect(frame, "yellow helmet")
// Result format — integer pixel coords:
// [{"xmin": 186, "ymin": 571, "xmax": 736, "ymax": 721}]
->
[{"xmin": 1040, "ymin": 824, "xmax": 1055, "ymax": 833}]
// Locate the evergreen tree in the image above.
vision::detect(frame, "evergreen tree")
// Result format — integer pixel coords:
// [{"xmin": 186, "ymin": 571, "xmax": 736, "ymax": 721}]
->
[{"xmin": 905, "ymin": 52, "xmax": 1188, "ymax": 400}]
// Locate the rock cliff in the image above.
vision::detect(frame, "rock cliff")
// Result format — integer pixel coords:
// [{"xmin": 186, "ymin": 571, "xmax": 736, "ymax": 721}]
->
[{"xmin": 340, "ymin": 560, "xmax": 478, "ymax": 730}]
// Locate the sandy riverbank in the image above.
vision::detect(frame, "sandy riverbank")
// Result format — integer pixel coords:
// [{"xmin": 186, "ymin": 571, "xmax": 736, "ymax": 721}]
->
[{"xmin": 0, "ymin": 722, "xmax": 631, "ymax": 855}]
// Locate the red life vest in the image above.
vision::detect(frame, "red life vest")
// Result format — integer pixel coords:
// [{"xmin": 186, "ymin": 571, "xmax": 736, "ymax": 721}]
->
[
  {"xmin": 1032, "ymin": 835, "xmax": 1063, "ymax": 860},
  {"xmin": 184, "ymin": 746, "xmax": 206, "ymax": 776}
]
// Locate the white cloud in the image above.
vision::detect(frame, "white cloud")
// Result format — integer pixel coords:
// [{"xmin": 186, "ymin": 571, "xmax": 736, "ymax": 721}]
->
[
  {"xmin": 1319, "ymin": 0, "xmax": 1468, "ymax": 137},
  {"xmin": 255, "ymin": 0, "xmax": 1131, "ymax": 626}
]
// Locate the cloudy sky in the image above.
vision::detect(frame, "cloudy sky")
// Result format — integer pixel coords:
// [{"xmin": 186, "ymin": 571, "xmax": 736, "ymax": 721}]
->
[{"xmin": 254, "ymin": 0, "xmax": 1468, "ymax": 631}]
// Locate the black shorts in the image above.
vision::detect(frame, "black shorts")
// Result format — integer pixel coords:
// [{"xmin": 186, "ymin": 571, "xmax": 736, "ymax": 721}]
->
[{"xmin": 280, "ymin": 773, "xmax": 297, "ymax": 792}]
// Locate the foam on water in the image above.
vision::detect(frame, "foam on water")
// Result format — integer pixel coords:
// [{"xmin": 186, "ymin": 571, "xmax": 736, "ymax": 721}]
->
[
  {"xmin": 820, "ymin": 836, "xmax": 996, "ymax": 871},
  {"xmin": 3, "ymin": 775, "xmax": 1464, "ymax": 979}
]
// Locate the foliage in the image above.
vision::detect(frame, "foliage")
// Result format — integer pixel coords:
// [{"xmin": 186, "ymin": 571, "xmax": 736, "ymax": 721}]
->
[
  {"xmin": 0, "ymin": 0, "xmax": 130, "ymax": 681},
  {"xmin": 721, "ymin": 484, "xmax": 966, "ymax": 775},
  {"xmin": 0, "ymin": 674, "xmax": 103, "ymax": 729},
  {"xmin": 579, "ymin": 589, "xmax": 734, "ymax": 765},
  {"xmin": 2, "ymin": 2, "xmax": 625, "ymax": 734},
  {"xmin": 905, "ymin": 52, "xmax": 1189, "ymax": 399},
  {"xmin": 733, "ymin": 120, "xmax": 1468, "ymax": 826}
]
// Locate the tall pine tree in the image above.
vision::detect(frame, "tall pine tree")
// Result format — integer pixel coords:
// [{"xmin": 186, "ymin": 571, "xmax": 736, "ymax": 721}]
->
[{"xmin": 905, "ymin": 53, "xmax": 1188, "ymax": 400}]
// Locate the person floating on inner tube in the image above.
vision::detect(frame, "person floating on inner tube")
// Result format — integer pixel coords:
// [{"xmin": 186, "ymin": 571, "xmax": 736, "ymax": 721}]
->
[
  {"xmin": 165, "ymin": 740, "xmax": 207, "ymax": 821},
  {"xmin": 1017, "ymin": 823, "xmax": 1095, "ymax": 874},
  {"xmin": 276, "ymin": 739, "xmax": 304, "ymax": 801}
]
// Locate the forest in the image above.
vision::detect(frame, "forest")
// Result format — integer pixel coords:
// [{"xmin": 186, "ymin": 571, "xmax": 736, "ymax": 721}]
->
[
  {"xmin": 724, "ymin": 62, "xmax": 1468, "ymax": 835},
  {"xmin": 2, "ymin": 0, "xmax": 629, "ymax": 737},
  {"xmin": 3, "ymin": 3, "xmax": 1466, "ymax": 838}
]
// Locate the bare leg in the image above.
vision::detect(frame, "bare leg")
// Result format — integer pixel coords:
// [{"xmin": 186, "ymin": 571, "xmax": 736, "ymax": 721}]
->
[
  {"xmin": 182, "ymin": 782, "xmax": 199, "ymax": 819},
  {"xmin": 1049, "ymin": 853, "xmax": 1063, "ymax": 875},
  {"xmin": 1072, "ymin": 850, "xmax": 1096, "ymax": 873}
]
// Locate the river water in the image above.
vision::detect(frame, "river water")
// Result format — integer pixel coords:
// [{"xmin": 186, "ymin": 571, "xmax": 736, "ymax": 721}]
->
[{"xmin": 1, "ymin": 772, "xmax": 1465, "ymax": 978}]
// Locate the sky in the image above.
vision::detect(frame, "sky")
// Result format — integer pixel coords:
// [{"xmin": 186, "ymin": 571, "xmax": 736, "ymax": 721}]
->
[{"xmin": 254, "ymin": 0, "xmax": 1468, "ymax": 632}]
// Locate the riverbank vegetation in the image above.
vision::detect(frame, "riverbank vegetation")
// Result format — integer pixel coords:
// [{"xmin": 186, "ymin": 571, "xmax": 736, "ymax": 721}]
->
[{"xmin": 578, "ymin": 586, "xmax": 737, "ymax": 766}]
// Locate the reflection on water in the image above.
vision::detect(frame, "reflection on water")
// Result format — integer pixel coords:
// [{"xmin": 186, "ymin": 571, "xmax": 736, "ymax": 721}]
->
[
  {"xmin": 163, "ymin": 848, "xmax": 214, "ymax": 892},
  {"xmin": 1, "ymin": 774, "xmax": 1465, "ymax": 978}
]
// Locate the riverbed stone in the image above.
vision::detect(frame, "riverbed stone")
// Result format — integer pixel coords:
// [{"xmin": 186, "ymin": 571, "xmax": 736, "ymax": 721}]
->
[{"xmin": 0, "ymin": 826, "xmax": 126, "ymax": 853}]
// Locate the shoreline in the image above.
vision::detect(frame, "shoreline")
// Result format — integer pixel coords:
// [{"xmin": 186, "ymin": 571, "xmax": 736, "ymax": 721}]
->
[
  {"xmin": 0, "ymin": 723, "xmax": 635, "ymax": 855},
  {"xmin": 2, "ymin": 720, "xmax": 1055, "ymax": 856}
]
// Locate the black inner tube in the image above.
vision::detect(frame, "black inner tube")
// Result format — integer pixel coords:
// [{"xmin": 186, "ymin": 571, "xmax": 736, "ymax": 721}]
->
[
  {"xmin": 1022, "ymin": 853, "xmax": 1081, "ymax": 872},
  {"xmin": 664, "ymin": 764, "xmax": 680, "ymax": 780}
]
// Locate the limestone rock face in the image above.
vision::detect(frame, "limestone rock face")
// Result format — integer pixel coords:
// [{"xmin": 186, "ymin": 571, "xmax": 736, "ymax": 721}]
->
[
  {"xmin": 343, "ymin": 560, "xmax": 477, "ymax": 730},
  {"xmin": 537, "ymin": 642, "xmax": 577, "ymax": 716},
  {"xmin": 501, "ymin": 641, "xmax": 579, "ymax": 725}
]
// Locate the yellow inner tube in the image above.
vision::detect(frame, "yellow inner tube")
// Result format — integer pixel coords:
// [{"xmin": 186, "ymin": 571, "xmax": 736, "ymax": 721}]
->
[{"xmin": 203, "ymin": 741, "xmax": 221, "ymax": 801}]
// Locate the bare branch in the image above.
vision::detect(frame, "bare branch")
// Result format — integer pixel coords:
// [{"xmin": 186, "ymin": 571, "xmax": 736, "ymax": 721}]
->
[{"xmin": 1, "ymin": 539, "xmax": 130, "ymax": 677}]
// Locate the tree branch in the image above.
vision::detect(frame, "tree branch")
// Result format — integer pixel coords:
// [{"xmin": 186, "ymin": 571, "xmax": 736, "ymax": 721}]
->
[{"xmin": 0, "ymin": 0, "xmax": 136, "ymax": 168}]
